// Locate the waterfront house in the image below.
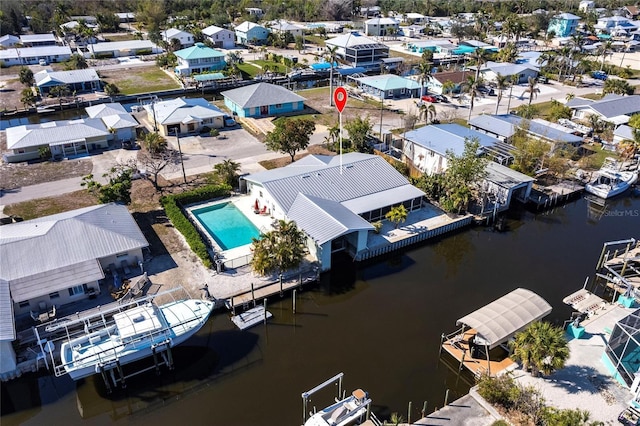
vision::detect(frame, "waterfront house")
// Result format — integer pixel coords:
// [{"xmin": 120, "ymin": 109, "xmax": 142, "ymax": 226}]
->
[
  {"xmin": 0, "ymin": 34, "xmax": 19, "ymax": 48},
  {"xmin": 34, "ymin": 68, "xmax": 101, "ymax": 97},
  {"xmin": 221, "ymin": 82, "xmax": 306, "ymax": 118},
  {"xmin": 594, "ymin": 16, "xmax": 638, "ymax": 36},
  {"xmin": 566, "ymin": 94, "xmax": 640, "ymax": 126},
  {"xmin": 351, "ymin": 74, "xmax": 421, "ymax": 99},
  {"xmin": 0, "ymin": 46, "xmax": 72, "ymax": 67},
  {"xmin": 85, "ymin": 103, "xmax": 138, "ymax": 143},
  {"xmin": 364, "ymin": 17, "xmax": 400, "ymax": 37},
  {"xmin": 86, "ymin": 40, "xmax": 163, "ymax": 58},
  {"xmin": 144, "ymin": 97, "xmax": 226, "ymax": 136},
  {"xmin": 547, "ymin": 12, "xmax": 581, "ymax": 37},
  {"xmin": 235, "ymin": 21, "xmax": 270, "ymax": 45},
  {"xmin": 0, "ymin": 203, "xmax": 149, "ymax": 380},
  {"xmin": 613, "ymin": 124, "xmax": 635, "ymax": 145},
  {"xmin": 202, "ymin": 25, "xmax": 235, "ymax": 49},
  {"xmin": 242, "ymin": 153, "xmax": 425, "ymax": 271},
  {"xmin": 325, "ymin": 32, "xmax": 390, "ymax": 71},
  {"xmin": 267, "ymin": 20, "xmax": 305, "ymax": 38},
  {"xmin": 19, "ymin": 33, "xmax": 57, "ymax": 47},
  {"xmin": 4, "ymin": 118, "xmax": 110, "ymax": 163},
  {"xmin": 483, "ymin": 162, "xmax": 535, "ymax": 208},
  {"xmin": 162, "ymin": 28, "xmax": 194, "ymax": 48},
  {"xmin": 174, "ymin": 43, "xmax": 226, "ymax": 76}
]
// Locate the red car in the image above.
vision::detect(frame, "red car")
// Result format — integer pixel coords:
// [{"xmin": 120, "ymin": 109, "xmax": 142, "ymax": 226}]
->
[{"xmin": 421, "ymin": 95, "xmax": 437, "ymax": 103}]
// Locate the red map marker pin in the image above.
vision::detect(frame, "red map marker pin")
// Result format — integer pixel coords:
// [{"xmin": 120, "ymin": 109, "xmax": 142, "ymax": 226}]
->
[{"xmin": 334, "ymin": 87, "xmax": 348, "ymax": 113}]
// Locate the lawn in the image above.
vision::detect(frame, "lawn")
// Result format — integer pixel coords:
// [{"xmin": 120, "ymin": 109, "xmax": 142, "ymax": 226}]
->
[
  {"xmin": 237, "ymin": 62, "xmax": 262, "ymax": 78},
  {"xmin": 304, "ymin": 35, "xmax": 326, "ymax": 47},
  {"xmin": 250, "ymin": 60, "xmax": 288, "ymax": 74},
  {"xmin": 105, "ymin": 33, "xmax": 137, "ymax": 42},
  {"xmin": 100, "ymin": 66, "xmax": 180, "ymax": 95}
]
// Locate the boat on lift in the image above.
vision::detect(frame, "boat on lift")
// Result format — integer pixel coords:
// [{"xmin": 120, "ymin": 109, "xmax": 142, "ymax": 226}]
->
[
  {"xmin": 59, "ymin": 298, "xmax": 213, "ymax": 380},
  {"xmin": 585, "ymin": 159, "xmax": 638, "ymax": 199},
  {"xmin": 304, "ymin": 388, "xmax": 372, "ymax": 426}
]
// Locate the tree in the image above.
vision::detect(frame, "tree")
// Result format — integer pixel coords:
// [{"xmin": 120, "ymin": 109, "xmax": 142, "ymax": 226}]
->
[
  {"xmin": 81, "ymin": 165, "xmax": 134, "ymax": 204},
  {"xmin": 459, "ymin": 75, "xmax": 481, "ymax": 122},
  {"xmin": 104, "ymin": 83, "xmax": 120, "ymax": 98},
  {"xmin": 326, "ymin": 45, "xmax": 339, "ymax": 107},
  {"xmin": 250, "ymin": 219, "xmax": 306, "ymax": 276},
  {"xmin": 514, "ymin": 104, "xmax": 539, "ymax": 119},
  {"xmin": 385, "ymin": 205, "xmax": 408, "ymax": 229},
  {"xmin": 603, "ymin": 78, "xmax": 634, "ymax": 96},
  {"xmin": 49, "ymin": 84, "xmax": 71, "ymax": 109},
  {"xmin": 137, "ymin": 149, "xmax": 179, "ymax": 191},
  {"xmin": 417, "ymin": 61, "xmax": 433, "ymax": 98},
  {"xmin": 468, "ymin": 47, "xmax": 491, "ymax": 82},
  {"xmin": 523, "ymin": 77, "xmax": 540, "ymax": 105},
  {"xmin": 64, "ymin": 53, "xmax": 88, "ymax": 70},
  {"xmin": 265, "ymin": 118, "xmax": 316, "ymax": 162},
  {"xmin": 212, "ymin": 159, "xmax": 241, "ymax": 188},
  {"xmin": 294, "ymin": 35, "xmax": 304, "ymax": 53},
  {"xmin": 494, "ymin": 73, "xmax": 510, "ymax": 115},
  {"xmin": 143, "ymin": 131, "xmax": 168, "ymax": 155},
  {"xmin": 19, "ymin": 67, "xmax": 34, "ymax": 87},
  {"xmin": 509, "ymin": 321, "xmax": 569, "ymax": 376},
  {"xmin": 20, "ymin": 88, "xmax": 36, "ymax": 109},
  {"xmin": 511, "ymin": 129, "xmax": 549, "ymax": 176},
  {"xmin": 344, "ymin": 115, "xmax": 373, "ymax": 153},
  {"xmin": 548, "ymin": 100, "xmax": 572, "ymax": 122}
]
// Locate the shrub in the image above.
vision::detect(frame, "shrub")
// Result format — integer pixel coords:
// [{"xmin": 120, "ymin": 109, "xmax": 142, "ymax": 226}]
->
[
  {"xmin": 210, "ymin": 128, "xmax": 220, "ymax": 137},
  {"xmin": 372, "ymin": 221, "xmax": 382, "ymax": 234},
  {"xmin": 476, "ymin": 373, "xmax": 521, "ymax": 410},
  {"xmin": 160, "ymin": 184, "xmax": 231, "ymax": 269}
]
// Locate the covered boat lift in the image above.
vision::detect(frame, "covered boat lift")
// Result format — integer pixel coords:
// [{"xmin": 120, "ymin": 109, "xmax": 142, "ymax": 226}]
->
[{"xmin": 441, "ymin": 288, "xmax": 552, "ymax": 376}]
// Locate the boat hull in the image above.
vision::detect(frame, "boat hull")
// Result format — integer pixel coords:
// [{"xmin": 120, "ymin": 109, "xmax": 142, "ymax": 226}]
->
[
  {"xmin": 61, "ymin": 299, "xmax": 213, "ymax": 380},
  {"xmin": 585, "ymin": 170, "xmax": 637, "ymax": 199}
]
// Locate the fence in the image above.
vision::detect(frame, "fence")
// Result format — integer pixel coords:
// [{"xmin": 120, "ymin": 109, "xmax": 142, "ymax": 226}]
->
[{"xmin": 354, "ymin": 215, "xmax": 473, "ymax": 261}]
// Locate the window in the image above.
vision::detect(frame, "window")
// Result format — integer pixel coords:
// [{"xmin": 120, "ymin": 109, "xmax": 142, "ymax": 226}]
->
[
  {"xmin": 275, "ymin": 104, "xmax": 282, "ymax": 108},
  {"xmin": 116, "ymin": 252, "xmax": 128, "ymax": 259},
  {"xmin": 19, "ymin": 301, "xmax": 29, "ymax": 309},
  {"xmin": 68, "ymin": 285, "xmax": 84, "ymax": 296},
  {"xmin": 49, "ymin": 292, "xmax": 60, "ymax": 299}
]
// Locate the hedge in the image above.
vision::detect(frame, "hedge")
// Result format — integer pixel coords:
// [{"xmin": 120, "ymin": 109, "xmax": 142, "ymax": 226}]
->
[{"xmin": 160, "ymin": 184, "xmax": 231, "ymax": 269}]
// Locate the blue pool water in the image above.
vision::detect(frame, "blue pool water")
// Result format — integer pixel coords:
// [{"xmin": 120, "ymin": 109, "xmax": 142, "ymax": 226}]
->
[{"xmin": 192, "ymin": 202, "xmax": 261, "ymax": 251}]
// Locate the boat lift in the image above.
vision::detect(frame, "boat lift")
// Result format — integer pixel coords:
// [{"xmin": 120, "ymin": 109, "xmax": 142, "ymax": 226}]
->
[{"xmin": 301, "ymin": 373, "xmax": 345, "ymax": 424}]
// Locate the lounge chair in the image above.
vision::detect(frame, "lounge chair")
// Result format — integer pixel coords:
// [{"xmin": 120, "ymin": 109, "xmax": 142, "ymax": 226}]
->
[
  {"xmin": 260, "ymin": 206, "xmax": 268, "ymax": 215},
  {"xmin": 121, "ymin": 260, "xmax": 131, "ymax": 276}
]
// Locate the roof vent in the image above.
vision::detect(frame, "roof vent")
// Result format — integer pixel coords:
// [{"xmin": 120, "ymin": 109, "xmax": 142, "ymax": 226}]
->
[{"xmin": 302, "ymin": 175, "xmax": 310, "ymax": 179}]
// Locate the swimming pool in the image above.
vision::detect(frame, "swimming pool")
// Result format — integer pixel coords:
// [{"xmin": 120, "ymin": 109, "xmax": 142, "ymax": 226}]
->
[{"xmin": 192, "ymin": 202, "xmax": 261, "ymax": 251}]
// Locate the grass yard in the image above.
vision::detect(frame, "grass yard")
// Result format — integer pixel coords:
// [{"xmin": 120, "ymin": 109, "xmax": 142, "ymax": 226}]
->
[
  {"xmin": 100, "ymin": 66, "xmax": 180, "ymax": 95},
  {"xmin": 105, "ymin": 33, "xmax": 137, "ymax": 42},
  {"xmin": 3, "ymin": 190, "xmax": 97, "ymax": 220},
  {"xmin": 250, "ymin": 60, "xmax": 287, "ymax": 73},
  {"xmin": 237, "ymin": 62, "xmax": 262, "ymax": 78},
  {"xmin": 304, "ymin": 35, "xmax": 326, "ymax": 47}
]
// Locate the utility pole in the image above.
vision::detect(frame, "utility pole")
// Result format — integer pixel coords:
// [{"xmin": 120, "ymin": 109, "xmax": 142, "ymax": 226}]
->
[{"xmin": 174, "ymin": 128, "xmax": 187, "ymax": 184}]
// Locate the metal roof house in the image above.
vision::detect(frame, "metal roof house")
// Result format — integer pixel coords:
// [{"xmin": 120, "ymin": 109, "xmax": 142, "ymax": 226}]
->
[
  {"xmin": 162, "ymin": 28, "xmax": 195, "ymax": 48},
  {"xmin": 0, "ymin": 34, "xmax": 19, "ymax": 48},
  {"xmin": 351, "ymin": 74, "xmax": 421, "ymax": 99},
  {"xmin": 202, "ymin": 25, "xmax": 235, "ymax": 49},
  {"xmin": 267, "ymin": 20, "xmax": 305, "ymax": 38},
  {"xmin": 221, "ymin": 83, "xmax": 306, "ymax": 118},
  {"xmin": 364, "ymin": 17, "xmax": 400, "ymax": 37},
  {"xmin": 0, "ymin": 203, "xmax": 149, "ymax": 380},
  {"xmin": 19, "ymin": 33, "xmax": 57, "ymax": 47},
  {"xmin": 143, "ymin": 97, "xmax": 226, "ymax": 136},
  {"xmin": 34, "ymin": 68, "xmax": 101, "ymax": 96},
  {"xmin": 325, "ymin": 32, "xmax": 390, "ymax": 71},
  {"xmin": 566, "ymin": 94, "xmax": 640, "ymax": 126},
  {"xmin": 85, "ymin": 102, "xmax": 139, "ymax": 143},
  {"xmin": 242, "ymin": 153, "xmax": 425, "ymax": 271},
  {"xmin": 86, "ymin": 40, "xmax": 163, "ymax": 58},
  {"xmin": 235, "ymin": 21, "xmax": 270, "ymax": 45},
  {"xmin": 0, "ymin": 46, "xmax": 72, "ymax": 67},
  {"xmin": 4, "ymin": 118, "xmax": 110, "ymax": 163},
  {"xmin": 474, "ymin": 61, "xmax": 539, "ymax": 84},
  {"xmin": 174, "ymin": 43, "xmax": 226, "ymax": 76}
]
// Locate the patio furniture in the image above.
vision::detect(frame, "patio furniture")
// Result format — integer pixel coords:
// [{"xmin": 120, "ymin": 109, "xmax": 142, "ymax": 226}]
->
[{"xmin": 121, "ymin": 259, "xmax": 131, "ymax": 276}]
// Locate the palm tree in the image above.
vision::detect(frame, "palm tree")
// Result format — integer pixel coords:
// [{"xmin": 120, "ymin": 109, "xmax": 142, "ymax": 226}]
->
[
  {"xmin": 599, "ymin": 40, "xmax": 613, "ymax": 71},
  {"xmin": 509, "ymin": 321, "xmax": 569, "ymax": 376},
  {"xmin": 460, "ymin": 75, "xmax": 481, "ymax": 122},
  {"xmin": 523, "ymin": 77, "xmax": 540, "ymax": 105},
  {"xmin": 20, "ymin": 88, "xmax": 36, "ymax": 110},
  {"xmin": 494, "ymin": 73, "xmax": 510, "ymax": 115},
  {"xmin": 441, "ymin": 80, "xmax": 456, "ymax": 97},
  {"xmin": 251, "ymin": 220, "xmax": 306, "ymax": 276},
  {"xmin": 385, "ymin": 205, "xmax": 408, "ymax": 229},
  {"xmin": 213, "ymin": 159, "xmax": 240, "ymax": 187},
  {"xmin": 469, "ymin": 47, "xmax": 490, "ymax": 82},
  {"xmin": 144, "ymin": 131, "xmax": 168, "ymax": 156},
  {"xmin": 417, "ymin": 102, "xmax": 436, "ymax": 125},
  {"xmin": 49, "ymin": 84, "xmax": 70, "ymax": 110},
  {"xmin": 326, "ymin": 45, "xmax": 339, "ymax": 107},
  {"xmin": 417, "ymin": 61, "xmax": 432, "ymax": 98}
]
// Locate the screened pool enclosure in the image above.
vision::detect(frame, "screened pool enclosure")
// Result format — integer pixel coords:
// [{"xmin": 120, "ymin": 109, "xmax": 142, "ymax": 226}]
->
[{"xmin": 605, "ymin": 308, "xmax": 640, "ymax": 389}]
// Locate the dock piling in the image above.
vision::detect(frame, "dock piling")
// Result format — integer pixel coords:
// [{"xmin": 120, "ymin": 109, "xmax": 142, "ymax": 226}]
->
[
  {"xmin": 422, "ymin": 401, "xmax": 427, "ymax": 417},
  {"xmin": 408, "ymin": 401, "xmax": 412, "ymax": 425},
  {"xmin": 264, "ymin": 299, "xmax": 268, "ymax": 325},
  {"xmin": 293, "ymin": 289, "xmax": 296, "ymax": 314},
  {"xmin": 251, "ymin": 283, "xmax": 255, "ymax": 308},
  {"xmin": 444, "ymin": 389, "xmax": 449, "ymax": 406}
]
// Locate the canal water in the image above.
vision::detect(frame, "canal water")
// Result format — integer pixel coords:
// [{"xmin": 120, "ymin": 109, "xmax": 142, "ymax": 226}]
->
[{"xmin": 1, "ymin": 194, "xmax": 639, "ymax": 425}]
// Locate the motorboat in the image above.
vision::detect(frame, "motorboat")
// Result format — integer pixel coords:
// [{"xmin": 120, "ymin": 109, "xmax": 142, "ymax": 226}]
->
[
  {"xmin": 585, "ymin": 168, "xmax": 638, "ymax": 199},
  {"xmin": 304, "ymin": 388, "xmax": 372, "ymax": 426},
  {"xmin": 59, "ymin": 299, "xmax": 213, "ymax": 380}
]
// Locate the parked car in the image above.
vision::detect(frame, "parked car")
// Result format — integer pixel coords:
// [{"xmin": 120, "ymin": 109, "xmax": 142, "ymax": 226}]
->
[
  {"xmin": 591, "ymin": 71, "xmax": 608, "ymax": 81},
  {"xmin": 223, "ymin": 116, "xmax": 237, "ymax": 127},
  {"xmin": 478, "ymin": 87, "xmax": 495, "ymax": 96},
  {"xmin": 435, "ymin": 94, "xmax": 449, "ymax": 103},
  {"xmin": 421, "ymin": 95, "xmax": 437, "ymax": 103},
  {"xmin": 537, "ymin": 75, "xmax": 549, "ymax": 84}
]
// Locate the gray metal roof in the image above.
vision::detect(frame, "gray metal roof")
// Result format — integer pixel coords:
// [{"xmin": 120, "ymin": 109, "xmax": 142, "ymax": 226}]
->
[
  {"xmin": 86, "ymin": 103, "xmax": 138, "ymax": 130},
  {"xmin": 457, "ymin": 288, "xmax": 552, "ymax": 349},
  {"xmin": 0, "ymin": 203, "xmax": 148, "ymax": 286},
  {"xmin": 20, "ymin": 33, "xmax": 56, "ymax": 43},
  {"xmin": 469, "ymin": 115, "xmax": 517, "ymax": 138},
  {"xmin": 342, "ymin": 185, "xmax": 425, "ymax": 214},
  {"xmin": 144, "ymin": 97, "xmax": 225, "ymax": 125},
  {"xmin": 589, "ymin": 94, "xmax": 640, "ymax": 118},
  {"xmin": 0, "ymin": 46, "xmax": 71, "ymax": 60},
  {"xmin": 0, "ymin": 280, "xmax": 14, "ymax": 341},
  {"xmin": 485, "ymin": 162, "xmax": 534, "ymax": 188},
  {"xmin": 35, "ymin": 69, "xmax": 100, "ymax": 87},
  {"xmin": 87, "ymin": 40, "xmax": 160, "ymax": 54},
  {"xmin": 6, "ymin": 118, "xmax": 109, "ymax": 150},
  {"xmin": 497, "ymin": 115, "xmax": 583, "ymax": 144},
  {"xmin": 221, "ymin": 83, "xmax": 306, "ymax": 109},
  {"xmin": 288, "ymin": 194, "xmax": 373, "ymax": 245},
  {"xmin": 404, "ymin": 124, "xmax": 499, "ymax": 157},
  {"xmin": 245, "ymin": 153, "xmax": 419, "ymax": 214},
  {"xmin": 85, "ymin": 103, "xmax": 127, "ymax": 118},
  {"xmin": 614, "ymin": 124, "xmax": 635, "ymax": 139}
]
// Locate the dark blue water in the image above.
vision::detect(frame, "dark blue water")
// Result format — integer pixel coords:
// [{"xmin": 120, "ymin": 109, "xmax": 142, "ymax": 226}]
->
[{"xmin": 1, "ymin": 193, "xmax": 638, "ymax": 426}]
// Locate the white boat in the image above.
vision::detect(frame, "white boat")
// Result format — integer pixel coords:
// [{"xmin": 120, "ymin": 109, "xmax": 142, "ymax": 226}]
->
[
  {"xmin": 304, "ymin": 388, "xmax": 372, "ymax": 426},
  {"xmin": 585, "ymin": 168, "xmax": 638, "ymax": 199},
  {"xmin": 60, "ymin": 299, "xmax": 213, "ymax": 380}
]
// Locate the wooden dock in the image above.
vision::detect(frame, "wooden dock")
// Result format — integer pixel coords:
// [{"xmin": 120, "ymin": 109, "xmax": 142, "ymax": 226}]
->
[
  {"xmin": 441, "ymin": 329, "xmax": 516, "ymax": 377},
  {"xmin": 527, "ymin": 181, "xmax": 584, "ymax": 210},
  {"xmin": 227, "ymin": 274, "xmax": 316, "ymax": 309}
]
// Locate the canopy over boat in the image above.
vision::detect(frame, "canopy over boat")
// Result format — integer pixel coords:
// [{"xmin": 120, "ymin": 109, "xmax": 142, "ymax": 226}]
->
[{"xmin": 456, "ymin": 288, "xmax": 552, "ymax": 349}]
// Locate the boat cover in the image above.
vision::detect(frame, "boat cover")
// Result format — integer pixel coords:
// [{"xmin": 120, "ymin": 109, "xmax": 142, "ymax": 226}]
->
[{"xmin": 456, "ymin": 288, "xmax": 552, "ymax": 349}]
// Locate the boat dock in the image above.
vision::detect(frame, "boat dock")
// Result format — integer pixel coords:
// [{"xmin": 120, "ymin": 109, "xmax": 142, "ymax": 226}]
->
[
  {"xmin": 230, "ymin": 305, "xmax": 273, "ymax": 330},
  {"xmin": 440, "ymin": 328, "xmax": 516, "ymax": 377},
  {"xmin": 527, "ymin": 180, "xmax": 584, "ymax": 210}
]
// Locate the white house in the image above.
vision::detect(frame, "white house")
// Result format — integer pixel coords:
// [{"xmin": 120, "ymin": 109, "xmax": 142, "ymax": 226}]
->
[
  {"xmin": 202, "ymin": 25, "xmax": 235, "ymax": 49},
  {"xmin": 144, "ymin": 97, "xmax": 226, "ymax": 136},
  {"xmin": 19, "ymin": 33, "xmax": 57, "ymax": 47},
  {"xmin": 325, "ymin": 32, "xmax": 390, "ymax": 70},
  {"xmin": 364, "ymin": 17, "xmax": 400, "ymax": 37},
  {"xmin": 85, "ymin": 103, "xmax": 138, "ymax": 143},
  {"xmin": 174, "ymin": 43, "xmax": 226, "ymax": 76},
  {"xmin": 566, "ymin": 94, "xmax": 640, "ymax": 126},
  {"xmin": 579, "ymin": 0, "xmax": 595, "ymax": 12},
  {"xmin": 86, "ymin": 40, "xmax": 163, "ymax": 58},
  {"xmin": 0, "ymin": 34, "xmax": 19, "ymax": 48},
  {"xmin": 4, "ymin": 118, "xmax": 110, "ymax": 163},
  {"xmin": 162, "ymin": 28, "xmax": 195, "ymax": 48},
  {"xmin": 473, "ymin": 61, "xmax": 539, "ymax": 84},
  {"xmin": 34, "ymin": 68, "xmax": 101, "ymax": 96},
  {"xmin": 0, "ymin": 203, "xmax": 149, "ymax": 380},
  {"xmin": 242, "ymin": 153, "xmax": 425, "ymax": 271},
  {"xmin": 0, "ymin": 46, "xmax": 72, "ymax": 67},
  {"xmin": 268, "ymin": 20, "xmax": 304, "ymax": 38}
]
